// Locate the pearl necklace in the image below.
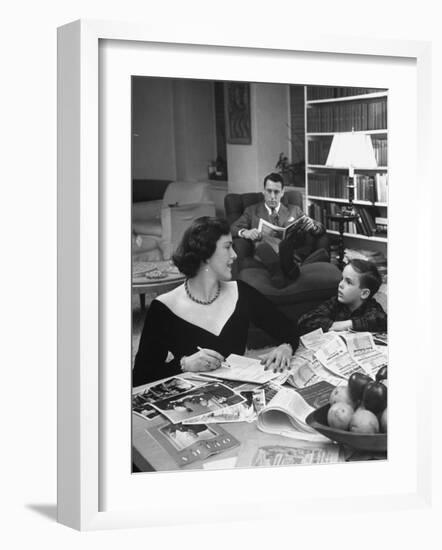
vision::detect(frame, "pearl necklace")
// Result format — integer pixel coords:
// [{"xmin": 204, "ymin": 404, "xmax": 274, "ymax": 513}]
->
[{"xmin": 184, "ymin": 279, "xmax": 221, "ymax": 305}]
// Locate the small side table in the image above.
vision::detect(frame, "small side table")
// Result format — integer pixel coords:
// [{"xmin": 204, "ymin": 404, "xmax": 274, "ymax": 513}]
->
[{"xmin": 328, "ymin": 213, "xmax": 358, "ymax": 271}]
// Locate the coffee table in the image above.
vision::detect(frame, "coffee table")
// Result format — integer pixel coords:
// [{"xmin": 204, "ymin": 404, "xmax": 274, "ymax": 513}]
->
[{"xmin": 132, "ymin": 260, "xmax": 185, "ymax": 309}]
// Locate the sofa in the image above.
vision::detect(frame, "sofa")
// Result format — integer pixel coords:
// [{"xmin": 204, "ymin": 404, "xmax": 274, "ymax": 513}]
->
[
  {"xmin": 224, "ymin": 189, "xmax": 342, "ymax": 347},
  {"xmin": 132, "ymin": 180, "xmax": 216, "ymax": 261}
]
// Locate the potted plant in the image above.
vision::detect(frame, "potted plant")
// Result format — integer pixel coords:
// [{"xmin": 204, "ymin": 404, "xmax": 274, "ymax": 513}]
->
[{"xmin": 275, "ymin": 152, "xmax": 305, "ymax": 187}]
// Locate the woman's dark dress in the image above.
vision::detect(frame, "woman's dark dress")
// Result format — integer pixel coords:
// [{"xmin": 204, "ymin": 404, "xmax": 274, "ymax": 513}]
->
[{"xmin": 133, "ymin": 280, "xmax": 298, "ymax": 387}]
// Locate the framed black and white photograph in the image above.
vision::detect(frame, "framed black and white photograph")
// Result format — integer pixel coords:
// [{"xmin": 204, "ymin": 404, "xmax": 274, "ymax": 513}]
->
[{"xmin": 57, "ymin": 19, "xmax": 434, "ymax": 532}]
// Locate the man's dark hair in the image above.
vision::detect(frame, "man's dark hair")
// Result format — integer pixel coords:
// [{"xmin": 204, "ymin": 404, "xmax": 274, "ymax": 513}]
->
[
  {"xmin": 172, "ymin": 216, "xmax": 230, "ymax": 278},
  {"xmin": 263, "ymin": 172, "xmax": 284, "ymax": 189},
  {"xmin": 348, "ymin": 259, "xmax": 382, "ymax": 298}
]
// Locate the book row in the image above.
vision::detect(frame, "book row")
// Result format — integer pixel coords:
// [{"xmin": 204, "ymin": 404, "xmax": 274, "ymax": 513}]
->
[
  {"xmin": 307, "ymin": 86, "xmax": 383, "ymax": 101},
  {"xmin": 309, "ymin": 202, "xmax": 388, "ymax": 238},
  {"xmin": 307, "ymin": 98, "xmax": 387, "ymax": 133},
  {"xmin": 308, "ymin": 173, "xmax": 388, "ymax": 203}
]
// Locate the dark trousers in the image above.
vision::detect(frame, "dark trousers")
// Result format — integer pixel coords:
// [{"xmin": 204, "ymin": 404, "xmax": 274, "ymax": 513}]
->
[{"xmin": 255, "ymin": 232, "xmax": 330, "ymax": 287}]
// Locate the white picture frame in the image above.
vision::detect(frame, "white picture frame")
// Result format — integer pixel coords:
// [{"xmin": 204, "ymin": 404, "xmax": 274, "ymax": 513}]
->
[{"xmin": 57, "ymin": 19, "xmax": 433, "ymax": 531}]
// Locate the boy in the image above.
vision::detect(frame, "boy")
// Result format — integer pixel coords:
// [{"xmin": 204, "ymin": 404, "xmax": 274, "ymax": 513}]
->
[{"xmin": 298, "ymin": 259, "xmax": 387, "ymax": 334}]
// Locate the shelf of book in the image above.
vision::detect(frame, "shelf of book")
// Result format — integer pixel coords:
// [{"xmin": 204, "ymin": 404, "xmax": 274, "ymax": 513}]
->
[
  {"xmin": 305, "ymin": 85, "xmax": 388, "ymax": 246},
  {"xmin": 307, "ymin": 129, "xmax": 388, "ymax": 136},
  {"xmin": 307, "ymin": 91, "xmax": 388, "ymax": 104},
  {"xmin": 308, "ymin": 164, "xmax": 388, "ymax": 171},
  {"xmin": 326, "ymin": 229, "xmax": 387, "ymax": 243},
  {"xmin": 308, "ymin": 196, "xmax": 387, "ymax": 207}
]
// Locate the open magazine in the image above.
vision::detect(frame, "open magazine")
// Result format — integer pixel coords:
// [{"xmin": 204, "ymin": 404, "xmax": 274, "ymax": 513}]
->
[
  {"xmin": 257, "ymin": 214, "xmax": 308, "ymax": 241},
  {"xmin": 256, "ymin": 385, "xmax": 329, "ymax": 442}
]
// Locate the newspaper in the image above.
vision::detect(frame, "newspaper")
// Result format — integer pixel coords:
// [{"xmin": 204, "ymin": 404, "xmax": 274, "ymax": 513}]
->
[
  {"xmin": 287, "ymin": 349, "xmax": 345, "ymax": 388},
  {"xmin": 199, "ymin": 353, "xmax": 281, "ymax": 384},
  {"xmin": 299, "ymin": 328, "xmax": 338, "ymax": 352},
  {"xmin": 257, "ymin": 386, "xmax": 328, "ymax": 442},
  {"xmin": 313, "ymin": 332, "xmax": 366, "ymax": 378},
  {"xmin": 287, "ymin": 329, "xmax": 388, "ymax": 388},
  {"xmin": 239, "ymin": 444, "xmax": 343, "ymax": 467},
  {"xmin": 340, "ymin": 331, "xmax": 388, "ymax": 377}
]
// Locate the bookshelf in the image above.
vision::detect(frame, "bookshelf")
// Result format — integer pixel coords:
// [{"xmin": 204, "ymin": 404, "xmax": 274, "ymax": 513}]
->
[{"xmin": 305, "ymin": 86, "xmax": 388, "ymax": 244}]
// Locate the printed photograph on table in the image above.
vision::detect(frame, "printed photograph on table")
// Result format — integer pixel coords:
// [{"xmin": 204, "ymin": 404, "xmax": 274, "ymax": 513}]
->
[{"xmin": 131, "ymin": 77, "xmax": 389, "ymax": 474}]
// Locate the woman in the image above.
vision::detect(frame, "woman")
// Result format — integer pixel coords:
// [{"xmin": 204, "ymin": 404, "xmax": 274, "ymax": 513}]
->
[{"xmin": 133, "ymin": 217, "xmax": 299, "ymax": 387}]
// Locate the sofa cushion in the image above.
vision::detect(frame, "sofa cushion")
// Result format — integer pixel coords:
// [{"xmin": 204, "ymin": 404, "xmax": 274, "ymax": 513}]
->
[
  {"xmin": 132, "ymin": 219, "xmax": 162, "ymax": 237},
  {"xmin": 239, "ymin": 262, "xmax": 342, "ymax": 306},
  {"xmin": 162, "ymin": 181, "xmax": 212, "ymax": 206}
]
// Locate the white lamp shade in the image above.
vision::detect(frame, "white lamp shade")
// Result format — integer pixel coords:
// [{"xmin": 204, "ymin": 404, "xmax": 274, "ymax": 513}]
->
[{"xmin": 326, "ymin": 132, "xmax": 378, "ymax": 170}]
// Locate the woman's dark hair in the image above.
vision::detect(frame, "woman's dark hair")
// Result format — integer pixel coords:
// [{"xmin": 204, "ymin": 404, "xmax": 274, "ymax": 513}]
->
[
  {"xmin": 348, "ymin": 259, "xmax": 382, "ymax": 298},
  {"xmin": 173, "ymin": 217, "xmax": 231, "ymax": 278}
]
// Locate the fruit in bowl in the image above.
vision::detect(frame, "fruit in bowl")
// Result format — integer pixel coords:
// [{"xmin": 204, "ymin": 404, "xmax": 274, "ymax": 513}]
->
[
  {"xmin": 348, "ymin": 372, "xmax": 372, "ymax": 403},
  {"xmin": 349, "ymin": 408, "xmax": 379, "ymax": 434},
  {"xmin": 362, "ymin": 381, "xmax": 387, "ymax": 415},
  {"xmin": 305, "ymin": 365, "xmax": 388, "ymax": 451},
  {"xmin": 329, "ymin": 385, "xmax": 355, "ymax": 408},
  {"xmin": 327, "ymin": 402, "xmax": 354, "ymax": 430}
]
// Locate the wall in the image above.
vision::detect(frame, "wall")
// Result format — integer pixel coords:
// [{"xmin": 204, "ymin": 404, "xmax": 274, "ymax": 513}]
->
[
  {"xmin": 132, "ymin": 77, "xmax": 177, "ymax": 180},
  {"xmin": 173, "ymin": 79, "xmax": 216, "ymax": 181},
  {"xmin": 227, "ymin": 82, "xmax": 290, "ymax": 193},
  {"xmin": 132, "ymin": 77, "xmax": 216, "ymax": 182}
]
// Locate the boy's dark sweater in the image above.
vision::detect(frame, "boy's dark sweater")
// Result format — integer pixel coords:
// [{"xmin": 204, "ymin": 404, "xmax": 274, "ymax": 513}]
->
[{"xmin": 298, "ymin": 296, "xmax": 387, "ymax": 335}]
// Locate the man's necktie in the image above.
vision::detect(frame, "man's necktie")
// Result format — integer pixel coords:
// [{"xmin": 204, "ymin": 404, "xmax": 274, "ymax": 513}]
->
[{"xmin": 270, "ymin": 208, "xmax": 279, "ymax": 226}]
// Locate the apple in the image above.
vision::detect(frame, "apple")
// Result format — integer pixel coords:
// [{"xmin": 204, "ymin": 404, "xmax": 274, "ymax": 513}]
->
[
  {"xmin": 375, "ymin": 365, "xmax": 388, "ymax": 382},
  {"xmin": 348, "ymin": 372, "xmax": 373, "ymax": 403},
  {"xmin": 362, "ymin": 381, "xmax": 387, "ymax": 414},
  {"xmin": 327, "ymin": 402, "xmax": 354, "ymax": 430},
  {"xmin": 349, "ymin": 408, "xmax": 379, "ymax": 434},
  {"xmin": 380, "ymin": 407, "xmax": 388, "ymax": 433},
  {"xmin": 329, "ymin": 384, "xmax": 355, "ymax": 408}
]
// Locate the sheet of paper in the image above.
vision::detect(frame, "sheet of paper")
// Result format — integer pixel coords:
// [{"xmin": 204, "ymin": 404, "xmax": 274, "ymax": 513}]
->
[
  {"xmin": 200, "ymin": 354, "xmax": 280, "ymax": 384},
  {"xmin": 288, "ymin": 349, "xmax": 344, "ymax": 388},
  {"xmin": 300, "ymin": 329, "xmax": 339, "ymax": 352},
  {"xmin": 316, "ymin": 350, "xmax": 365, "ymax": 379}
]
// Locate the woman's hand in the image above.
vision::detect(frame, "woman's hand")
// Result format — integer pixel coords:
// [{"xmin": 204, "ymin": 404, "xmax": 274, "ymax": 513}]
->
[
  {"xmin": 181, "ymin": 348, "xmax": 224, "ymax": 373},
  {"xmin": 260, "ymin": 343, "xmax": 293, "ymax": 373}
]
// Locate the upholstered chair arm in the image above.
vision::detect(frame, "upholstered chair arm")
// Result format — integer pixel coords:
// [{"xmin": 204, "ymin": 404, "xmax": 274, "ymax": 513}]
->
[{"xmin": 160, "ymin": 201, "xmax": 216, "ymax": 259}]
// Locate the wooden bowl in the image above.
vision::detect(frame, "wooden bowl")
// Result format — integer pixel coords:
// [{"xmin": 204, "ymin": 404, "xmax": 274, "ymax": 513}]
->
[{"xmin": 305, "ymin": 404, "xmax": 387, "ymax": 452}]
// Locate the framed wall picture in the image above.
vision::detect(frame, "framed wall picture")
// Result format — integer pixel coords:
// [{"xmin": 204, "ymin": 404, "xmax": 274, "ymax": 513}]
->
[
  {"xmin": 225, "ymin": 82, "xmax": 252, "ymax": 144},
  {"xmin": 57, "ymin": 19, "xmax": 433, "ymax": 531}
]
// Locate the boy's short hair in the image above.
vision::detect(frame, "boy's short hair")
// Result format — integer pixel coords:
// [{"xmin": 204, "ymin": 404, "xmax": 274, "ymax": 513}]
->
[{"xmin": 348, "ymin": 259, "xmax": 382, "ymax": 298}]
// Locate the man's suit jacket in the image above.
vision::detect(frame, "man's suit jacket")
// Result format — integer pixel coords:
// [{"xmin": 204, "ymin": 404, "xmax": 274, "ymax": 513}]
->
[{"xmin": 230, "ymin": 201, "xmax": 304, "ymax": 238}]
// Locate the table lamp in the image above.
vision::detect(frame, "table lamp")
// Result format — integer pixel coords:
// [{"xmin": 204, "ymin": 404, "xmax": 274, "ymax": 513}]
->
[{"xmin": 325, "ymin": 130, "xmax": 378, "ymax": 215}]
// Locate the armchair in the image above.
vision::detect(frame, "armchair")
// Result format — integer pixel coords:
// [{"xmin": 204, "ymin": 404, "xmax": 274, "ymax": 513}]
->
[
  {"xmin": 225, "ymin": 189, "xmax": 305, "ymax": 272},
  {"xmin": 132, "ymin": 181, "xmax": 216, "ymax": 261}
]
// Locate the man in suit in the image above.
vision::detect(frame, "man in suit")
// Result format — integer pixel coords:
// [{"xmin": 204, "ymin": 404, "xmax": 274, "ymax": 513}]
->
[{"xmin": 231, "ymin": 172, "xmax": 329, "ymax": 283}]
